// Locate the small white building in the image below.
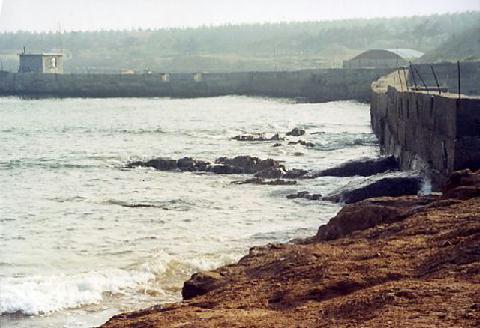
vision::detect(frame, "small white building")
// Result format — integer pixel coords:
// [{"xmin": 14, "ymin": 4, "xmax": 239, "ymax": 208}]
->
[{"xmin": 18, "ymin": 53, "xmax": 64, "ymax": 74}]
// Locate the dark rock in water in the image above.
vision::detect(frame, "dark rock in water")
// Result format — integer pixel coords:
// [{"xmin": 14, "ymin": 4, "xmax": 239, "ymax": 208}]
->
[
  {"xmin": 270, "ymin": 133, "xmax": 282, "ymax": 141},
  {"xmin": 287, "ymin": 191, "xmax": 322, "ymax": 201},
  {"xmin": 324, "ymin": 176, "xmax": 423, "ymax": 204},
  {"xmin": 210, "ymin": 164, "xmax": 245, "ymax": 175},
  {"xmin": 284, "ymin": 169, "xmax": 309, "ymax": 179},
  {"xmin": 254, "ymin": 167, "xmax": 285, "ymax": 179},
  {"xmin": 215, "ymin": 156, "xmax": 284, "ymax": 175},
  {"xmin": 193, "ymin": 160, "xmax": 211, "ymax": 172},
  {"xmin": 233, "ymin": 133, "xmax": 284, "ymax": 142},
  {"xmin": 128, "ymin": 155, "xmax": 284, "ymax": 176},
  {"xmin": 128, "ymin": 157, "xmax": 178, "ymax": 171},
  {"xmin": 182, "ymin": 271, "xmax": 227, "ymax": 300},
  {"xmin": 312, "ymin": 156, "xmax": 399, "ymax": 177},
  {"xmin": 233, "ymin": 177, "xmax": 297, "ymax": 186},
  {"xmin": 272, "ymin": 143, "xmax": 282, "ymax": 148},
  {"xmin": 177, "ymin": 157, "xmax": 197, "ymax": 171},
  {"xmin": 288, "ymin": 140, "xmax": 315, "ymax": 148},
  {"xmin": 286, "ymin": 127, "xmax": 306, "ymax": 137},
  {"xmin": 129, "ymin": 157, "xmax": 212, "ymax": 172}
]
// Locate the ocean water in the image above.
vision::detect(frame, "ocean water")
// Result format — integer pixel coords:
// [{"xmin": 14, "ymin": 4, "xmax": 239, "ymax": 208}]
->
[{"xmin": 0, "ymin": 96, "xmax": 379, "ymax": 327}]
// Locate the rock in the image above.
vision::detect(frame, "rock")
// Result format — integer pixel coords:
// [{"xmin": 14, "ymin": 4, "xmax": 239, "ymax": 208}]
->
[
  {"xmin": 286, "ymin": 127, "xmax": 306, "ymax": 137},
  {"xmin": 182, "ymin": 271, "xmax": 226, "ymax": 300},
  {"xmin": 265, "ymin": 179, "xmax": 297, "ymax": 186},
  {"xmin": 128, "ymin": 155, "xmax": 284, "ymax": 175},
  {"xmin": 233, "ymin": 178, "xmax": 297, "ymax": 186},
  {"xmin": 444, "ymin": 186, "xmax": 480, "ymax": 200},
  {"xmin": 194, "ymin": 160, "xmax": 211, "ymax": 172},
  {"xmin": 312, "ymin": 156, "xmax": 399, "ymax": 177},
  {"xmin": 215, "ymin": 156, "xmax": 284, "ymax": 174},
  {"xmin": 443, "ymin": 169, "xmax": 480, "ymax": 192},
  {"xmin": 270, "ymin": 133, "xmax": 282, "ymax": 141},
  {"xmin": 233, "ymin": 133, "xmax": 284, "ymax": 142},
  {"xmin": 272, "ymin": 143, "xmax": 282, "ymax": 148},
  {"xmin": 315, "ymin": 196, "xmax": 435, "ymax": 240},
  {"xmin": 284, "ymin": 168, "xmax": 309, "ymax": 179},
  {"xmin": 288, "ymin": 140, "xmax": 315, "ymax": 147},
  {"xmin": 301, "ymin": 140, "xmax": 315, "ymax": 148},
  {"xmin": 128, "ymin": 157, "xmax": 178, "ymax": 171},
  {"xmin": 287, "ymin": 191, "xmax": 322, "ymax": 201},
  {"xmin": 210, "ymin": 164, "xmax": 244, "ymax": 175},
  {"xmin": 324, "ymin": 176, "xmax": 423, "ymax": 204},
  {"xmin": 177, "ymin": 157, "xmax": 197, "ymax": 171},
  {"xmin": 254, "ymin": 167, "xmax": 285, "ymax": 179}
]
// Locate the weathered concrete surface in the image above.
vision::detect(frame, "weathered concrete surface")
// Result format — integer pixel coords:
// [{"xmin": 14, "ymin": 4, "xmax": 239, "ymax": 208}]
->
[
  {"xmin": 0, "ymin": 68, "xmax": 391, "ymax": 102},
  {"xmin": 370, "ymin": 70, "xmax": 480, "ymax": 188}
]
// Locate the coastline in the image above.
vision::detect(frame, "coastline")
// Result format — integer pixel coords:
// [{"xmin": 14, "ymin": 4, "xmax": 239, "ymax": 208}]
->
[{"xmin": 101, "ymin": 170, "xmax": 480, "ymax": 327}]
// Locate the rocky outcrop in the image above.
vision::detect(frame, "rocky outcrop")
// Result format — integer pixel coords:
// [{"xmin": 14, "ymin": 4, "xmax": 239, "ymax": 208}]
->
[
  {"xmin": 233, "ymin": 133, "xmax": 283, "ymax": 142},
  {"xmin": 286, "ymin": 127, "xmax": 306, "ymax": 136},
  {"xmin": 287, "ymin": 176, "xmax": 422, "ymax": 204},
  {"xmin": 182, "ymin": 272, "xmax": 229, "ymax": 300},
  {"xmin": 128, "ymin": 156, "xmax": 285, "ymax": 176},
  {"xmin": 102, "ymin": 171, "xmax": 480, "ymax": 328},
  {"xmin": 215, "ymin": 156, "xmax": 285, "ymax": 175},
  {"xmin": 315, "ymin": 196, "xmax": 435, "ymax": 240},
  {"xmin": 288, "ymin": 140, "xmax": 315, "ymax": 147},
  {"xmin": 233, "ymin": 178, "xmax": 297, "ymax": 186},
  {"xmin": 324, "ymin": 176, "xmax": 422, "ymax": 204},
  {"xmin": 286, "ymin": 191, "xmax": 322, "ymax": 201},
  {"xmin": 312, "ymin": 156, "xmax": 399, "ymax": 177}
]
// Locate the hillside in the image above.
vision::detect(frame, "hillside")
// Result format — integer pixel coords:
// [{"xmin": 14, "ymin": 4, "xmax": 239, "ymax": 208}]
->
[
  {"xmin": 0, "ymin": 12, "xmax": 479, "ymax": 73},
  {"xmin": 421, "ymin": 26, "xmax": 480, "ymax": 63}
]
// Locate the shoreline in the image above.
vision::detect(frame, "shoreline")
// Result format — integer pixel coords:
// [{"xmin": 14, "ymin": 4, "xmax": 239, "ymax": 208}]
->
[{"xmin": 101, "ymin": 170, "xmax": 480, "ymax": 327}]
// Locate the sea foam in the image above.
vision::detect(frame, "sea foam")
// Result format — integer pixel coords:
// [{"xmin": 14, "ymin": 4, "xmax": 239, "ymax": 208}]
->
[{"xmin": 0, "ymin": 269, "xmax": 154, "ymax": 315}]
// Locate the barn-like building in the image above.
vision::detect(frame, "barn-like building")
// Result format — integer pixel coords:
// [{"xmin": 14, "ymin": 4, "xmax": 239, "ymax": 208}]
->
[{"xmin": 343, "ymin": 49, "xmax": 424, "ymax": 69}]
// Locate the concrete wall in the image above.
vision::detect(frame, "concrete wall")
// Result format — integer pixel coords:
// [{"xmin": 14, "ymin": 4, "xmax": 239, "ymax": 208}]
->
[
  {"xmin": 0, "ymin": 68, "xmax": 392, "ymax": 102},
  {"xmin": 18, "ymin": 55, "xmax": 43, "ymax": 73},
  {"xmin": 371, "ymin": 71, "xmax": 480, "ymax": 188},
  {"xmin": 409, "ymin": 61, "xmax": 480, "ymax": 96},
  {"xmin": 343, "ymin": 58, "xmax": 408, "ymax": 69}
]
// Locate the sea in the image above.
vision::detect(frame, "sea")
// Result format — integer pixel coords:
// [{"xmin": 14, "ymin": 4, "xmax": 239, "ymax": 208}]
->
[{"xmin": 0, "ymin": 96, "xmax": 379, "ymax": 327}]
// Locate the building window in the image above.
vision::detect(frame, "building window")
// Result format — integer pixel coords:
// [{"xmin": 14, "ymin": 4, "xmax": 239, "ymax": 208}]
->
[{"xmin": 51, "ymin": 57, "xmax": 56, "ymax": 68}]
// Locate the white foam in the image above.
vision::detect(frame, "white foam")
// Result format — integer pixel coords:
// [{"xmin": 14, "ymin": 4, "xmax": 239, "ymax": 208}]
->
[{"xmin": 0, "ymin": 269, "xmax": 154, "ymax": 315}]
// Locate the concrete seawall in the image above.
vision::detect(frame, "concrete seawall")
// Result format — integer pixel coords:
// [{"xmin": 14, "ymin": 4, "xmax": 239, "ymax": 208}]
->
[
  {"xmin": 0, "ymin": 68, "xmax": 391, "ymax": 102},
  {"xmin": 370, "ymin": 70, "xmax": 480, "ymax": 188}
]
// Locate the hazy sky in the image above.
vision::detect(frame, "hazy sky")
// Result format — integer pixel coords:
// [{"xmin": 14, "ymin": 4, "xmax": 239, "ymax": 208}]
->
[{"xmin": 0, "ymin": 0, "xmax": 479, "ymax": 32}]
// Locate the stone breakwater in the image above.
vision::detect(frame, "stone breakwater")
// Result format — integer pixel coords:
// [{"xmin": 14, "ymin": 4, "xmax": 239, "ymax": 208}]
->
[
  {"xmin": 0, "ymin": 68, "xmax": 391, "ymax": 102},
  {"xmin": 370, "ymin": 70, "xmax": 480, "ymax": 189},
  {"xmin": 102, "ymin": 170, "xmax": 480, "ymax": 327}
]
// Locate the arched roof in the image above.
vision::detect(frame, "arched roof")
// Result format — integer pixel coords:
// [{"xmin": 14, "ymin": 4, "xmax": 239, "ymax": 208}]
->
[{"xmin": 350, "ymin": 49, "xmax": 424, "ymax": 61}]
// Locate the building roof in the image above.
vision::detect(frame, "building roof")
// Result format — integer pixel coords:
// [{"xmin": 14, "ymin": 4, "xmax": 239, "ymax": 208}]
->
[
  {"xmin": 19, "ymin": 53, "xmax": 64, "ymax": 56},
  {"xmin": 350, "ymin": 48, "xmax": 424, "ymax": 61},
  {"xmin": 385, "ymin": 49, "xmax": 424, "ymax": 59}
]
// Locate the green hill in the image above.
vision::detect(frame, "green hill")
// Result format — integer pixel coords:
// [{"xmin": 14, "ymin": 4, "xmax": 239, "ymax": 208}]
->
[
  {"xmin": 421, "ymin": 26, "xmax": 480, "ymax": 63},
  {"xmin": 1, "ymin": 12, "xmax": 479, "ymax": 72}
]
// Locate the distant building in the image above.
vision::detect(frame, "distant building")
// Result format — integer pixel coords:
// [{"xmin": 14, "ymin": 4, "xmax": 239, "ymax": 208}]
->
[
  {"xmin": 343, "ymin": 49, "xmax": 424, "ymax": 69},
  {"xmin": 18, "ymin": 53, "xmax": 64, "ymax": 74}
]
